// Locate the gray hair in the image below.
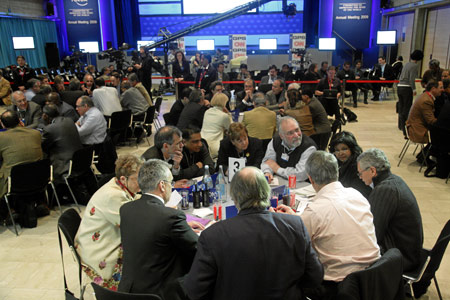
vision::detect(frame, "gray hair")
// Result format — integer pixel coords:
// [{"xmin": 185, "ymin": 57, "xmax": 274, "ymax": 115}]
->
[
  {"xmin": 357, "ymin": 148, "xmax": 391, "ymax": 173},
  {"xmin": 288, "ymin": 83, "xmax": 300, "ymax": 90},
  {"xmin": 27, "ymin": 78, "xmax": 40, "ymax": 89},
  {"xmin": 138, "ymin": 159, "xmax": 172, "ymax": 193},
  {"xmin": 230, "ymin": 167, "xmax": 271, "ymax": 210},
  {"xmin": 127, "ymin": 73, "xmax": 139, "ymax": 83},
  {"xmin": 277, "ymin": 116, "xmax": 299, "ymax": 136},
  {"xmin": 252, "ymin": 92, "xmax": 266, "ymax": 106},
  {"xmin": 69, "ymin": 78, "xmax": 81, "ymax": 91},
  {"xmin": 305, "ymin": 151, "xmax": 338, "ymax": 185},
  {"xmin": 154, "ymin": 126, "xmax": 182, "ymax": 149},
  {"xmin": 11, "ymin": 90, "xmax": 24, "ymax": 103},
  {"xmin": 122, "ymin": 81, "xmax": 132, "ymax": 90},
  {"xmin": 79, "ymin": 95, "xmax": 94, "ymax": 107}
]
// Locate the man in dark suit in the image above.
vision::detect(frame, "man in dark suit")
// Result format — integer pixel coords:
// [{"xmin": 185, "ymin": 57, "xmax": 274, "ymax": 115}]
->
[
  {"xmin": 177, "ymin": 89, "xmax": 209, "ymax": 130},
  {"xmin": 119, "ymin": 159, "xmax": 203, "ymax": 299},
  {"xmin": 60, "ymin": 78, "xmax": 85, "ymax": 109},
  {"xmin": 195, "ymin": 54, "xmax": 217, "ymax": 95},
  {"xmin": 259, "ymin": 64, "xmax": 283, "ymax": 86},
  {"xmin": 41, "ymin": 104, "xmax": 83, "ymax": 183},
  {"xmin": 8, "ymin": 91, "xmax": 42, "ymax": 129},
  {"xmin": 183, "ymin": 166, "xmax": 323, "ymax": 300},
  {"xmin": 216, "ymin": 62, "xmax": 230, "ymax": 90},
  {"xmin": 370, "ymin": 56, "xmax": 395, "ymax": 101},
  {"xmin": 46, "ymin": 92, "xmax": 78, "ymax": 122}
]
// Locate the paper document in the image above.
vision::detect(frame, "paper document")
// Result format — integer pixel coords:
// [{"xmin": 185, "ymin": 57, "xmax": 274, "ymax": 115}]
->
[
  {"xmin": 193, "ymin": 207, "xmax": 213, "ymax": 218},
  {"xmin": 165, "ymin": 190, "xmax": 182, "ymax": 207}
]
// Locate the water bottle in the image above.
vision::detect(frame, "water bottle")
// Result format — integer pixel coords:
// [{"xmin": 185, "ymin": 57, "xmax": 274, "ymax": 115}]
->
[
  {"xmin": 216, "ymin": 165, "xmax": 227, "ymax": 203},
  {"xmin": 192, "ymin": 180, "xmax": 201, "ymax": 209},
  {"xmin": 229, "ymin": 90, "xmax": 236, "ymax": 111},
  {"xmin": 202, "ymin": 166, "xmax": 213, "ymax": 207}
]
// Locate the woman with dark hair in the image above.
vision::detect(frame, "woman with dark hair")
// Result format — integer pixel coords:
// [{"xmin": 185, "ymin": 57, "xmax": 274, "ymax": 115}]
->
[
  {"xmin": 173, "ymin": 51, "xmax": 192, "ymax": 96},
  {"xmin": 328, "ymin": 131, "xmax": 372, "ymax": 198},
  {"xmin": 284, "ymin": 89, "xmax": 315, "ymax": 136},
  {"xmin": 303, "ymin": 63, "xmax": 320, "ymax": 93},
  {"xmin": 216, "ymin": 122, "xmax": 264, "ymax": 174}
]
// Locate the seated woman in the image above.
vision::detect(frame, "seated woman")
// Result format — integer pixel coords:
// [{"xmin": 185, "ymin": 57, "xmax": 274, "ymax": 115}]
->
[
  {"xmin": 284, "ymin": 89, "xmax": 315, "ymax": 136},
  {"xmin": 75, "ymin": 155, "xmax": 143, "ymax": 290},
  {"xmin": 200, "ymin": 93, "xmax": 232, "ymax": 159},
  {"xmin": 328, "ymin": 131, "xmax": 372, "ymax": 199},
  {"xmin": 216, "ymin": 122, "xmax": 264, "ymax": 174}
]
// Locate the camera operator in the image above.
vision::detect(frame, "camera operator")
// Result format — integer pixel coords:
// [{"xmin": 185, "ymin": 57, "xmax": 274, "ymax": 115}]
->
[{"xmin": 132, "ymin": 46, "xmax": 164, "ymax": 99}]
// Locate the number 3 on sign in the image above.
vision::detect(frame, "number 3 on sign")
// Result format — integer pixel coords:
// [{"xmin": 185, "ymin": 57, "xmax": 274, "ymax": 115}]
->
[{"xmin": 228, "ymin": 157, "xmax": 246, "ymax": 182}]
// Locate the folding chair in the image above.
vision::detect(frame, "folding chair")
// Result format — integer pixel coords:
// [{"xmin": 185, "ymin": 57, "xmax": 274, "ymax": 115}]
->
[
  {"xmin": 398, "ymin": 125, "xmax": 431, "ymax": 172},
  {"xmin": 153, "ymin": 97, "xmax": 163, "ymax": 130},
  {"xmin": 108, "ymin": 110, "xmax": 133, "ymax": 146}
]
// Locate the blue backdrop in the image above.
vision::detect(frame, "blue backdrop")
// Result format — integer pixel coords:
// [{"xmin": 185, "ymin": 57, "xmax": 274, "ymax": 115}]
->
[{"xmin": 0, "ymin": 17, "xmax": 59, "ymax": 68}]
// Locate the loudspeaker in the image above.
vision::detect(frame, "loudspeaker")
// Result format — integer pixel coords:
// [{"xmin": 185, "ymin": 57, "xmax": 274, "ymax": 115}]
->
[{"xmin": 45, "ymin": 43, "xmax": 60, "ymax": 69}]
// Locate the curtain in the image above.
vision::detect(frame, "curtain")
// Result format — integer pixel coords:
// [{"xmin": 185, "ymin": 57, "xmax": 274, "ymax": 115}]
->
[
  {"xmin": 114, "ymin": 0, "xmax": 141, "ymax": 47},
  {"xmin": 0, "ymin": 17, "xmax": 59, "ymax": 68}
]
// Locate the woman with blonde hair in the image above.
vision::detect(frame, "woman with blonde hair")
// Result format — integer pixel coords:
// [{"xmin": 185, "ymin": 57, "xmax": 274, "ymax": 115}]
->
[{"xmin": 200, "ymin": 92, "xmax": 232, "ymax": 159}]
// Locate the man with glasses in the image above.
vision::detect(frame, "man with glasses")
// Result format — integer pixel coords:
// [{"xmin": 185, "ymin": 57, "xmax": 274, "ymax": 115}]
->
[
  {"xmin": 180, "ymin": 127, "xmax": 214, "ymax": 180},
  {"xmin": 8, "ymin": 90, "xmax": 42, "ymax": 129},
  {"xmin": 119, "ymin": 159, "xmax": 203, "ymax": 299},
  {"xmin": 261, "ymin": 116, "xmax": 317, "ymax": 183},
  {"xmin": 75, "ymin": 96, "xmax": 107, "ymax": 145},
  {"xmin": 357, "ymin": 148, "xmax": 423, "ymax": 273}
]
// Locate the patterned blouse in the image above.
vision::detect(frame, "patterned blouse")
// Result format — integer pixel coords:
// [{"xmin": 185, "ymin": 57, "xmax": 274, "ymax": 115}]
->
[{"xmin": 75, "ymin": 177, "xmax": 135, "ymax": 290}]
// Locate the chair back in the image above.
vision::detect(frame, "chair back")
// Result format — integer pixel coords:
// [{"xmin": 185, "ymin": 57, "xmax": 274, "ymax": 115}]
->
[
  {"xmin": 9, "ymin": 159, "xmax": 50, "ymax": 195},
  {"xmin": 109, "ymin": 110, "xmax": 132, "ymax": 130},
  {"xmin": 91, "ymin": 283, "xmax": 162, "ymax": 300},
  {"xmin": 427, "ymin": 219, "xmax": 450, "ymax": 275},
  {"xmin": 154, "ymin": 97, "xmax": 163, "ymax": 113},
  {"xmin": 144, "ymin": 106, "xmax": 156, "ymax": 125},
  {"xmin": 337, "ymin": 248, "xmax": 404, "ymax": 300},
  {"xmin": 58, "ymin": 208, "xmax": 81, "ymax": 250},
  {"xmin": 69, "ymin": 146, "xmax": 94, "ymax": 178}
]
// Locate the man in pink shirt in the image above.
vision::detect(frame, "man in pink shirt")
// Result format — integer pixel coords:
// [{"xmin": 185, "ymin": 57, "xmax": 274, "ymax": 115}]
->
[{"xmin": 275, "ymin": 151, "xmax": 380, "ymax": 298}]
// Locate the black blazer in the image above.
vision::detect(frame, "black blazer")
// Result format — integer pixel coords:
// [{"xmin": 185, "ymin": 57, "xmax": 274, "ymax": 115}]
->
[
  {"xmin": 338, "ymin": 154, "xmax": 372, "ymax": 199},
  {"xmin": 119, "ymin": 194, "xmax": 198, "ymax": 299},
  {"xmin": 371, "ymin": 63, "xmax": 395, "ymax": 80},
  {"xmin": 183, "ymin": 208, "xmax": 324, "ymax": 300},
  {"xmin": 61, "ymin": 90, "xmax": 85, "ymax": 108},
  {"xmin": 172, "ymin": 60, "xmax": 191, "ymax": 79},
  {"xmin": 195, "ymin": 65, "xmax": 217, "ymax": 93},
  {"xmin": 177, "ymin": 102, "xmax": 208, "ymax": 130},
  {"xmin": 216, "ymin": 136, "xmax": 264, "ymax": 173}
]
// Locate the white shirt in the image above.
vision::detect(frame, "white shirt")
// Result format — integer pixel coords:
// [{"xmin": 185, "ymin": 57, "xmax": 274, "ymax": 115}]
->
[
  {"xmin": 261, "ymin": 139, "xmax": 316, "ymax": 181},
  {"xmin": 92, "ymin": 86, "xmax": 122, "ymax": 116},
  {"xmin": 200, "ymin": 106, "xmax": 232, "ymax": 159},
  {"xmin": 76, "ymin": 107, "xmax": 107, "ymax": 145},
  {"xmin": 299, "ymin": 181, "xmax": 380, "ymax": 282}
]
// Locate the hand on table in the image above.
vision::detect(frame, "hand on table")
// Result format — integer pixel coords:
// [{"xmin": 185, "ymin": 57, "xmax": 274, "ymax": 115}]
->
[
  {"xmin": 264, "ymin": 172, "xmax": 273, "ymax": 184},
  {"xmin": 273, "ymin": 204, "xmax": 296, "ymax": 215},
  {"xmin": 188, "ymin": 221, "xmax": 205, "ymax": 233},
  {"xmin": 196, "ymin": 162, "xmax": 203, "ymax": 169}
]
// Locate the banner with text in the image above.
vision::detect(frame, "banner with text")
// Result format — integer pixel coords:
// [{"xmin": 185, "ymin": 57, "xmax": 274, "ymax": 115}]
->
[
  {"xmin": 332, "ymin": 0, "xmax": 372, "ymax": 49},
  {"xmin": 289, "ymin": 33, "xmax": 306, "ymax": 70},
  {"xmin": 63, "ymin": 0, "xmax": 102, "ymax": 51},
  {"xmin": 229, "ymin": 34, "xmax": 247, "ymax": 60}
]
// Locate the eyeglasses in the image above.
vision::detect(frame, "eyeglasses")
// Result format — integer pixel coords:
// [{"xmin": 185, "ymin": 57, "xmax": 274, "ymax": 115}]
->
[
  {"xmin": 357, "ymin": 167, "xmax": 370, "ymax": 177},
  {"xmin": 162, "ymin": 180, "xmax": 174, "ymax": 188}
]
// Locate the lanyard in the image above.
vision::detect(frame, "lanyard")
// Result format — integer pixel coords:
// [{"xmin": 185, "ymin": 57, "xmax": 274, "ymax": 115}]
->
[
  {"xmin": 115, "ymin": 178, "xmax": 135, "ymax": 198},
  {"xmin": 425, "ymin": 91, "xmax": 433, "ymax": 100},
  {"xmin": 328, "ymin": 78, "xmax": 333, "ymax": 90}
]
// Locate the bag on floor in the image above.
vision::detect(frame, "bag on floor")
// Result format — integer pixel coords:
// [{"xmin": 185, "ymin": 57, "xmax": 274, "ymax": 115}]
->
[{"xmin": 343, "ymin": 107, "xmax": 358, "ymax": 122}]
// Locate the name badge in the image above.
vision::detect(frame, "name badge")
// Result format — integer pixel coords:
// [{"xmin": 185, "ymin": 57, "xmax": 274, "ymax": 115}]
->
[{"xmin": 281, "ymin": 153, "xmax": 289, "ymax": 161}]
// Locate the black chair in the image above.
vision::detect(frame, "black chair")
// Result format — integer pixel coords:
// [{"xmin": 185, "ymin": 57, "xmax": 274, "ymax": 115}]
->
[
  {"xmin": 153, "ymin": 96, "xmax": 163, "ymax": 130},
  {"xmin": 91, "ymin": 282, "xmax": 162, "ymax": 300},
  {"xmin": 133, "ymin": 106, "xmax": 156, "ymax": 146},
  {"xmin": 64, "ymin": 147, "xmax": 96, "ymax": 212},
  {"xmin": 258, "ymin": 83, "xmax": 272, "ymax": 94},
  {"xmin": 57, "ymin": 208, "xmax": 86, "ymax": 299},
  {"xmin": 2, "ymin": 159, "xmax": 61, "ymax": 236},
  {"xmin": 108, "ymin": 110, "xmax": 133, "ymax": 145},
  {"xmin": 337, "ymin": 248, "xmax": 404, "ymax": 300},
  {"xmin": 408, "ymin": 219, "xmax": 450, "ymax": 300}
]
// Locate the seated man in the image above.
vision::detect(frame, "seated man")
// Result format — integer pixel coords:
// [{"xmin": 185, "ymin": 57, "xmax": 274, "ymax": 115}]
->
[
  {"xmin": 24, "ymin": 78, "xmax": 40, "ymax": 101},
  {"xmin": 216, "ymin": 62, "xmax": 230, "ymax": 90},
  {"xmin": 75, "ymin": 96, "xmax": 107, "ymax": 145},
  {"xmin": 92, "ymin": 77, "xmax": 122, "ymax": 116},
  {"xmin": 275, "ymin": 151, "xmax": 380, "ymax": 297},
  {"xmin": 184, "ymin": 166, "xmax": 323, "ymax": 300},
  {"xmin": 235, "ymin": 79, "xmax": 256, "ymax": 111},
  {"xmin": 301, "ymin": 89, "xmax": 331, "ymax": 151},
  {"xmin": 336, "ymin": 61, "xmax": 358, "ymax": 107},
  {"xmin": 357, "ymin": 148, "xmax": 423, "ymax": 272},
  {"xmin": 236, "ymin": 63, "xmax": 251, "ymax": 80},
  {"xmin": 177, "ymin": 89, "xmax": 209, "ymax": 130},
  {"xmin": 180, "ymin": 127, "xmax": 214, "ymax": 180},
  {"xmin": 165, "ymin": 88, "xmax": 191, "ymax": 126},
  {"xmin": 261, "ymin": 116, "xmax": 317, "ymax": 183},
  {"xmin": 315, "ymin": 66, "xmax": 342, "ymax": 121},
  {"xmin": 206, "ymin": 81, "xmax": 230, "ymax": 102},
  {"xmin": 41, "ymin": 104, "xmax": 83, "ymax": 183},
  {"xmin": 60, "ymin": 78, "xmax": 85, "ymax": 109},
  {"xmin": 31, "ymin": 84, "xmax": 52, "ymax": 108},
  {"xmin": 280, "ymin": 64, "xmax": 294, "ymax": 82},
  {"xmin": 128, "ymin": 73, "xmax": 153, "ymax": 106},
  {"xmin": 265, "ymin": 79, "xmax": 286, "ymax": 110},
  {"xmin": 369, "ymin": 56, "xmax": 395, "ymax": 101},
  {"xmin": 120, "ymin": 80, "xmax": 149, "ymax": 116},
  {"xmin": 119, "ymin": 159, "xmax": 202, "ymax": 299},
  {"xmin": 242, "ymin": 92, "xmax": 277, "ymax": 142},
  {"xmin": 406, "ymin": 80, "xmax": 443, "ymax": 143},
  {"xmin": 8, "ymin": 91, "xmax": 42, "ymax": 129},
  {"xmin": 0, "ymin": 110, "xmax": 43, "ymax": 199},
  {"xmin": 46, "ymin": 92, "xmax": 78, "ymax": 122},
  {"xmin": 260, "ymin": 65, "xmax": 282, "ymax": 85}
]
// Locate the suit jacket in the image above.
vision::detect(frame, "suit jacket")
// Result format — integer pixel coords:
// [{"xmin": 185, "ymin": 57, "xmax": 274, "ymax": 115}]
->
[
  {"xmin": 371, "ymin": 63, "xmax": 395, "ymax": 81},
  {"xmin": 177, "ymin": 102, "xmax": 208, "ymax": 130},
  {"xmin": 265, "ymin": 90, "xmax": 286, "ymax": 110},
  {"xmin": 42, "ymin": 117, "xmax": 83, "ymax": 183},
  {"xmin": 179, "ymin": 141, "xmax": 215, "ymax": 180},
  {"xmin": 183, "ymin": 208, "xmax": 324, "ymax": 300},
  {"xmin": 0, "ymin": 126, "xmax": 43, "ymax": 196},
  {"xmin": 172, "ymin": 60, "xmax": 191, "ymax": 79},
  {"xmin": 235, "ymin": 90, "xmax": 254, "ymax": 112},
  {"xmin": 7, "ymin": 101, "xmax": 42, "ymax": 129},
  {"xmin": 58, "ymin": 102, "xmax": 79, "ymax": 122},
  {"xmin": 259, "ymin": 75, "xmax": 283, "ymax": 86},
  {"xmin": 406, "ymin": 92, "xmax": 437, "ymax": 143},
  {"xmin": 61, "ymin": 90, "xmax": 85, "ymax": 108},
  {"xmin": 195, "ymin": 65, "xmax": 217, "ymax": 93},
  {"xmin": 119, "ymin": 194, "xmax": 198, "ymax": 299},
  {"xmin": 242, "ymin": 106, "xmax": 277, "ymax": 140},
  {"xmin": 216, "ymin": 136, "xmax": 264, "ymax": 173}
]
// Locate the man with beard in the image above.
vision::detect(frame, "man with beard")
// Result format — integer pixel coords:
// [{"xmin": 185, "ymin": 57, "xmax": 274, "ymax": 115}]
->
[{"xmin": 261, "ymin": 116, "xmax": 317, "ymax": 183}]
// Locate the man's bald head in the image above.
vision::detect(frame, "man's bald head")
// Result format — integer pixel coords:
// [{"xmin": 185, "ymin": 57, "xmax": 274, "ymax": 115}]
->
[{"xmin": 230, "ymin": 167, "xmax": 271, "ymax": 210}]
